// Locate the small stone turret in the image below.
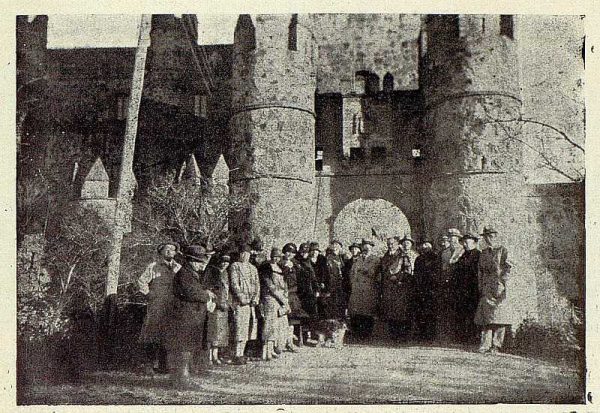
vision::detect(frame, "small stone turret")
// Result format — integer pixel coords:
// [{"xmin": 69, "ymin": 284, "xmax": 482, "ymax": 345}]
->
[
  {"xmin": 229, "ymin": 14, "xmax": 318, "ymax": 249},
  {"xmin": 422, "ymin": 14, "xmax": 537, "ymax": 322}
]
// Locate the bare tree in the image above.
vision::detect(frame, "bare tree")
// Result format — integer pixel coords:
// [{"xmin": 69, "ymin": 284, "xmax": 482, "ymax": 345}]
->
[
  {"xmin": 129, "ymin": 172, "xmax": 252, "ymax": 250},
  {"xmin": 479, "ymin": 95, "xmax": 584, "ymax": 182}
]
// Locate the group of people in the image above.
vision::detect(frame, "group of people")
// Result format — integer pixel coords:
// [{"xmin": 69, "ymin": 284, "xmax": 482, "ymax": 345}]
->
[{"xmin": 135, "ymin": 225, "xmax": 513, "ymax": 388}]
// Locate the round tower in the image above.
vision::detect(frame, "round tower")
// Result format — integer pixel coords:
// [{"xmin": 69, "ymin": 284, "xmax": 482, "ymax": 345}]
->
[
  {"xmin": 422, "ymin": 14, "xmax": 538, "ymax": 322},
  {"xmin": 229, "ymin": 14, "xmax": 317, "ymax": 249}
]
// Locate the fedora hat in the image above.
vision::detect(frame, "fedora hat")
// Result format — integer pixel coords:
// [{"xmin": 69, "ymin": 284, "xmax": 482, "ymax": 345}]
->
[
  {"xmin": 461, "ymin": 232, "xmax": 479, "ymax": 242},
  {"xmin": 298, "ymin": 242, "xmax": 311, "ymax": 254},
  {"xmin": 480, "ymin": 227, "xmax": 498, "ymax": 236},
  {"xmin": 183, "ymin": 244, "xmax": 214, "ymax": 262},
  {"xmin": 361, "ymin": 239, "xmax": 375, "ymax": 247},
  {"xmin": 330, "ymin": 239, "xmax": 343, "ymax": 247},
  {"xmin": 349, "ymin": 242, "xmax": 363, "ymax": 251},
  {"xmin": 309, "ymin": 242, "xmax": 321, "ymax": 252},
  {"xmin": 157, "ymin": 241, "xmax": 180, "ymax": 254},
  {"xmin": 270, "ymin": 247, "xmax": 282, "ymax": 258},
  {"xmin": 399, "ymin": 234, "xmax": 414, "ymax": 244},
  {"xmin": 447, "ymin": 228, "xmax": 462, "ymax": 237},
  {"xmin": 282, "ymin": 243, "xmax": 297, "ymax": 254}
]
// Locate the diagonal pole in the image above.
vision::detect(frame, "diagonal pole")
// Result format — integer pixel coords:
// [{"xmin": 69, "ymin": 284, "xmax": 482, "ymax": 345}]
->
[{"xmin": 105, "ymin": 15, "xmax": 152, "ymax": 297}]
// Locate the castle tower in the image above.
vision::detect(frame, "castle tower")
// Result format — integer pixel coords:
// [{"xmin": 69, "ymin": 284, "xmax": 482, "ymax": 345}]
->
[
  {"xmin": 144, "ymin": 14, "xmax": 201, "ymax": 110},
  {"xmin": 229, "ymin": 14, "xmax": 318, "ymax": 249},
  {"xmin": 421, "ymin": 15, "xmax": 538, "ymax": 322}
]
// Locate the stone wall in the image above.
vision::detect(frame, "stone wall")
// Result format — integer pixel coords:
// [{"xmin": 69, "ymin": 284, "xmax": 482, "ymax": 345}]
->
[
  {"xmin": 526, "ymin": 182, "xmax": 585, "ymax": 324},
  {"xmin": 307, "ymin": 14, "xmax": 421, "ymax": 93}
]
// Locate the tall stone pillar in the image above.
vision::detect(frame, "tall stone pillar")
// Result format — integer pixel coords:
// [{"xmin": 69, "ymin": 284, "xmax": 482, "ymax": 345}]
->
[
  {"xmin": 229, "ymin": 14, "xmax": 318, "ymax": 249},
  {"xmin": 422, "ymin": 15, "xmax": 538, "ymax": 323}
]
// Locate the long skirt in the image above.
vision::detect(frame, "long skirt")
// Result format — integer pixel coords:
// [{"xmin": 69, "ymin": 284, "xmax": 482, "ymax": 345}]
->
[
  {"xmin": 261, "ymin": 313, "xmax": 279, "ymax": 342},
  {"xmin": 277, "ymin": 315, "xmax": 289, "ymax": 348},
  {"xmin": 207, "ymin": 309, "xmax": 229, "ymax": 347}
]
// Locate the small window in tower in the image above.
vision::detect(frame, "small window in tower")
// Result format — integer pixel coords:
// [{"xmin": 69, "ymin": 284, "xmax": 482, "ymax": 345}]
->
[
  {"xmin": 371, "ymin": 146, "xmax": 387, "ymax": 159},
  {"xmin": 500, "ymin": 15, "xmax": 514, "ymax": 39},
  {"xmin": 350, "ymin": 147, "xmax": 366, "ymax": 161},
  {"xmin": 116, "ymin": 95, "xmax": 128, "ymax": 120},
  {"xmin": 288, "ymin": 14, "xmax": 298, "ymax": 51},
  {"xmin": 194, "ymin": 95, "xmax": 207, "ymax": 118},
  {"xmin": 383, "ymin": 73, "xmax": 394, "ymax": 93},
  {"xmin": 315, "ymin": 146, "xmax": 324, "ymax": 171}
]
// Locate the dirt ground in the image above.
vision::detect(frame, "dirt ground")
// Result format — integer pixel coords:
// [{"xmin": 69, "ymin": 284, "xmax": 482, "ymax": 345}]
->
[{"xmin": 20, "ymin": 336, "xmax": 583, "ymax": 405}]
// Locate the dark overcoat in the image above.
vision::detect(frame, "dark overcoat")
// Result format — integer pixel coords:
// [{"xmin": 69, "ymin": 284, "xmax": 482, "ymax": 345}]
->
[
  {"xmin": 165, "ymin": 262, "xmax": 212, "ymax": 353},
  {"xmin": 380, "ymin": 250, "xmax": 418, "ymax": 322},
  {"xmin": 137, "ymin": 260, "xmax": 179, "ymax": 345},
  {"xmin": 325, "ymin": 253, "xmax": 348, "ymax": 318},
  {"xmin": 295, "ymin": 256, "xmax": 319, "ymax": 317}
]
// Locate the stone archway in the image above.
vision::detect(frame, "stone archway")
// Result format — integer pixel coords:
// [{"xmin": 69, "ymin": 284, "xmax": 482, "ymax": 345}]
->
[{"xmin": 333, "ymin": 198, "xmax": 411, "ymax": 255}]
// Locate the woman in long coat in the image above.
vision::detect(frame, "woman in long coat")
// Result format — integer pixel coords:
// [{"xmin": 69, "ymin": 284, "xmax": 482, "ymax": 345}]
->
[
  {"xmin": 202, "ymin": 254, "xmax": 231, "ymax": 365},
  {"xmin": 258, "ymin": 248, "xmax": 289, "ymax": 360},
  {"xmin": 474, "ymin": 227, "xmax": 514, "ymax": 353},
  {"xmin": 380, "ymin": 236, "xmax": 418, "ymax": 339},
  {"xmin": 348, "ymin": 240, "xmax": 380, "ymax": 337},
  {"xmin": 295, "ymin": 243, "xmax": 319, "ymax": 318}
]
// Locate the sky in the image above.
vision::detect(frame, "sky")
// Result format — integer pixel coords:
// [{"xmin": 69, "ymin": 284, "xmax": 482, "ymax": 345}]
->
[{"xmin": 46, "ymin": 14, "xmax": 239, "ymax": 48}]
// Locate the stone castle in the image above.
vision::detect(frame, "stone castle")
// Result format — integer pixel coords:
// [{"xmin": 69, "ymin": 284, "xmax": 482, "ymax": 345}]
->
[{"xmin": 16, "ymin": 14, "xmax": 585, "ymax": 326}]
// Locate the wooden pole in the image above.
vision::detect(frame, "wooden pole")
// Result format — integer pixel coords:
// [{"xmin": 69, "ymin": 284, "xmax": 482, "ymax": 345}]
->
[{"xmin": 105, "ymin": 15, "xmax": 152, "ymax": 297}]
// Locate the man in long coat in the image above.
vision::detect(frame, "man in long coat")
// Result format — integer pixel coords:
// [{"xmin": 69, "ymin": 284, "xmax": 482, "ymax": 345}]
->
[
  {"xmin": 474, "ymin": 227, "xmax": 514, "ymax": 353},
  {"xmin": 136, "ymin": 242, "xmax": 181, "ymax": 374},
  {"xmin": 229, "ymin": 244, "xmax": 261, "ymax": 364},
  {"xmin": 437, "ymin": 228, "xmax": 464, "ymax": 343},
  {"xmin": 380, "ymin": 236, "xmax": 412, "ymax": 339},
  {"xmin": 454, "ymin": 232, "xmax": 481, "ymax": 345},
  {"xmin": 166, "ymin": 244, "xmax": 215, "ymax": 389},
  {"xmin": 412, "ymin": 242, "xmax": 438, "ymax": 341},
  {"xmin": 348, "ymin": 239, "xmax": 379, "ymax": 338}
]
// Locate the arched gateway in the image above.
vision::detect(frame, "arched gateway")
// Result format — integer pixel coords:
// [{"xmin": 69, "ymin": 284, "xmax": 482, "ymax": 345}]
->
[{"xmin": 333, "ymin": 198, "xmax": 412, "ymax": 255}]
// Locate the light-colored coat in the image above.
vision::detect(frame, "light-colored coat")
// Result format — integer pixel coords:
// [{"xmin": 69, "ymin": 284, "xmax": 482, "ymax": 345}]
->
[
  {"xmin": 137, "ymin": 260, "xmax": 181, "ymax": 345},
  {"xmin": 474, "ymin": 245, "xmax": 515, "ymax": 326},
  {"xmin": 348, "ymin": 253, "xmax": 380, "ymax": 316}
]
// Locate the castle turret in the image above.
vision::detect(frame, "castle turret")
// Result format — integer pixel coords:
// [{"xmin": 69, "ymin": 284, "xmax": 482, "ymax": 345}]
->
[
  {"xmin": 229, "ymin": 14, "xmax": 318, "ymax": 248},
  {"xmin": 422, "ymin": 14, "xmax": 537, "ymax": 322}
]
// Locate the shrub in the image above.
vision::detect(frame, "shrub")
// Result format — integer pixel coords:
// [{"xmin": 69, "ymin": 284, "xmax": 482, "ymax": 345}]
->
[{"xmin": 508, "ymin": 311, "xmax": 583, "ymax": 364}]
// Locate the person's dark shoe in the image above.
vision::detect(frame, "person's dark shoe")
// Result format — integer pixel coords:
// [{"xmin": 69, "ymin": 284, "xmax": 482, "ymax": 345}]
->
[
  {"xmin": 232, "ymin": 356, "xmax": 247, "ymax": 365},
  {"xmin": 273, "ymin": 347, "xmax": 283, "ymax": 355}
]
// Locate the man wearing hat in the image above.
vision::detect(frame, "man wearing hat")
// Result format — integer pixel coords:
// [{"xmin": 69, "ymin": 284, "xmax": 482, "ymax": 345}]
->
[
  {"xmin": 166, "ymin": 244, "xmax": 216, "ymax": 389},
  {"xmin": 202, "ymin": 253, "xmax": 231, "ymax": 365},
  {"xmin": 380, "ymin": 236, "xmax": 412, "ymax": 339},
  {"xmin": 348, "ymin": 239, "xmax": 379, "ymax": 338},
  {"xmin": 437, "ymin": 228, "xmax": 464, "ymax": 343},
  {"xmin": 136, "ymin": 241, "xmax": 181, "ymax": 375},
  {"xmin": 229, "ymin": 244, "xmax": 261, "ymax": 364},
  {"xmin": 412, "ymin": 242, "xmax": 439, "ymax": 341},
  {"xmin": 474, "ymin": 227, "xmax": 514, "ymax": 353},
  {"xmin": 454, "ymin": 232, "xmax": 481, "ymax": 344}
]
